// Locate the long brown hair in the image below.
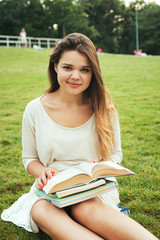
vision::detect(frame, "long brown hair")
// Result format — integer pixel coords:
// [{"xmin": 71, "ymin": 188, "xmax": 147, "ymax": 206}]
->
[{"xmin": 47, "ymin": 33, "xmax": 115, "ymax": 160}]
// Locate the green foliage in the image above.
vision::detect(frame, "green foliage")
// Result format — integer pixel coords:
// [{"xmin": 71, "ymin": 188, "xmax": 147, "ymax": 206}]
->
[
  {"xmin": 0, "ymin": 0, "xmax": 49, "ymax": 37},
  {"xmin": 0, "ymin": 48, "xmax": 160, "ymax": 239},
  {"xmin": 138, "ymin": 3, "xmax": 160, "ymax": 55},
  {"xmin": 24, "ymin": 0, "xmax": 49, "ymax": 37},
  {"xmin": 43, "ymin": 0, "xmax": 99, "ymax": 38},
  {"xmin": 0, "ymin": 0, "xmax": 28, "ymax": 35},
  {"xmin": 0, "ymin": 0, "xmax": 160, "ymax": 54},
  {"xmin": 85, "ymin": 0, "xmax": 126, "ymax": 52}
]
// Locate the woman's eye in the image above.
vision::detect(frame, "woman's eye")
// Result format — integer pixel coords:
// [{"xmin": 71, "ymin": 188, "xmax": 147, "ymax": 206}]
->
[
  {"xmin": 81, "ymin": 68, "xmax": 89, "ymax": 73},
  {"xmin": 63, "ymin": 66, "xmax": 71, "ymax": 70}
]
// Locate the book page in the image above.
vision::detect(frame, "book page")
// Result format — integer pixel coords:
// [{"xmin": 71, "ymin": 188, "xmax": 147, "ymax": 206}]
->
[
  {"xmin": 79, "ymin": 161, "xmax": 135, "ymax": 179},
  {"xmin": 78, "ymin": 161, "xmax": 125, "ymax": 176},
  {"xmin": 78, "ymin": 162, "xmax": 96, "ymax": 176},
  {"xmin": 92, "ymin": 161, "xmax": 134, "ymax": 172},
  {"xmin": 43, "ymin": 167, "xmax": 86, "ymax": 193}
]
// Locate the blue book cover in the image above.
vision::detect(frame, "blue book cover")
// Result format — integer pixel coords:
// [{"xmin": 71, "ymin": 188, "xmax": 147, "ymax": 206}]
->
[{"xmin": 35, "ymin": 180, "xmax": 117, "ymax": 208}]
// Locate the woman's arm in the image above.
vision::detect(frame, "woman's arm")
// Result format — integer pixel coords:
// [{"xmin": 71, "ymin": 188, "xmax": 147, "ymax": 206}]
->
[
  {"xmin": 22, "ymin": 103, "xmax": 58, "ymax": 189},
  {"xmin": 103, "ymin": 109, "xmax": 122, "ymax": 164},
  {"xmin": 110, "ymin": 110, "xmax": 123, "ymax": 164},
  {"xmin": 27, "ymin": 160, "xmax": 58, "ymax": 189},
  {"xmin": 22, "ymin": 105, "xmax": 39, "ymax": 171}
]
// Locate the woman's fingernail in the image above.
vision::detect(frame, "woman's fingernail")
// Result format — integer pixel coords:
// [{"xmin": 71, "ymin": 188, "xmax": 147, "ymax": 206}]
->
[
  {"xmin": 43, "ymin": 181, "xmax": 46, "ymax": 185},
  {"xmin": 92, "ymin": 161, "xmax": 96, "ymax": 163},
  {"xmin": 40, "ymin": 184, "xmax": 43, "ymax": 188},
  {"xmin": 39, "ymin": 188, "xmax": 43, "ymax": 191},
  {"xmin": 48, "ymin": 175, "xmax": 52, "ymax": 179},
  {"xmin": 51, "ymin": 171, "xmax": 55, "ymax": 176}
]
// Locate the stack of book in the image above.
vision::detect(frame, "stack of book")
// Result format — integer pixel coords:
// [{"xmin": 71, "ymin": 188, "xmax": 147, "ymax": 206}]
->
[{"xmin": 35, "ymin": 161, "xmax": 135, "ymax": 208}]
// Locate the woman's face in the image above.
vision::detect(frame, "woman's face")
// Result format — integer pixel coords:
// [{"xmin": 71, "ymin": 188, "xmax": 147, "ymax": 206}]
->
[{"xmin": 54, "ymin": 50, "xmax": 92, "ymax": 96}]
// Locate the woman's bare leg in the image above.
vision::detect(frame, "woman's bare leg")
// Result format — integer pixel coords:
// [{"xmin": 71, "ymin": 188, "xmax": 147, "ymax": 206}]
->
[
  {"xmin": 31, "ymin": 199, "xmax": 103, "ymax": 240},
  {"xmin": 71, "ymin": 198, "xmax": 158, "ymax": 240}
]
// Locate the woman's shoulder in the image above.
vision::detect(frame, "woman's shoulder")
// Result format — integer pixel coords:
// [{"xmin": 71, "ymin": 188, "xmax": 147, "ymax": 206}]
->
[
  {"xmin": 23, "ymin": 96, "xmax": 42, "ymax": 119},
  {"xmin": 25, "ymin": 96, "xmax": 41, "ymax": 110},
  {"xmin": 107, "ymin": 101, "xmax": 117, "ymax": 112},
  {"xmin": 107, "ymin": 102, "xmax": 119, "ymax": 124}
]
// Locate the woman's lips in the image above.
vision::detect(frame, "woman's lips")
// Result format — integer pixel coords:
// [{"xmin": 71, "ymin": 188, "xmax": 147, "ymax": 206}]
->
[{"xmin": 67, "ymin": 82, "xmax": 81, "ymax": 88}]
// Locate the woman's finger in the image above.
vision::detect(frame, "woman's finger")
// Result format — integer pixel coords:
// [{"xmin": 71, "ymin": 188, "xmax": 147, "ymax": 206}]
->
[
  {"xmin": 40, "ymin": 170, "xmax": 48, "ymax": 186},
  {"xmin": 36, "ymin": 177, "xmax": 43, "ymax": 190},
  {"xmin": 47, "ymin": 168, "xmax": 59, "ymax": 180}
]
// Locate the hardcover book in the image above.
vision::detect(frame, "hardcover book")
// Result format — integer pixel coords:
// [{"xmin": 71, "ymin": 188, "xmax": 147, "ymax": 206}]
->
[
  {"xmin": 35, "ymin": 179, "xmax": 118, "ymax": 208},
  {"xmin": 43, "ymin": 161, "xmax": 135, "ymax": 194}
]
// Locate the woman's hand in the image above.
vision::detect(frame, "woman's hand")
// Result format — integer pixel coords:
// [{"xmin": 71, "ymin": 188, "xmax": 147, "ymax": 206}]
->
[{"xmin": 36, "ymin": 167, "xmax": 59, "ymax": 190}]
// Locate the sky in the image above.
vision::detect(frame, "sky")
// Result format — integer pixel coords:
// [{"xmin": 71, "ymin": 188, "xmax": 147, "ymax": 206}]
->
[{"xmin": 124, "ymin": 0, "xmax": 160, "ymax": 6}]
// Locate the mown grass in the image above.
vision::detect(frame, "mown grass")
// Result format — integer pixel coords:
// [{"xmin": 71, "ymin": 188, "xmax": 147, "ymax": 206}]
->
[{"xmin": 0, "ymin": 47, "xmax": 160, "ymax": 239}]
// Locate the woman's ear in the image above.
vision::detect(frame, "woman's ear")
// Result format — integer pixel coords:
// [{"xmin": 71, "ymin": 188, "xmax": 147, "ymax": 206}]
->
[{"xmin": 54, "ymin": 63, "xmax": 58, "ymax": 73}]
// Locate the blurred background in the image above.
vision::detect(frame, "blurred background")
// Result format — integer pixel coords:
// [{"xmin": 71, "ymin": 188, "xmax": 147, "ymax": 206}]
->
[{"xmin": 0, "ymin": 0, "xmax": 160, "ymax": 55}]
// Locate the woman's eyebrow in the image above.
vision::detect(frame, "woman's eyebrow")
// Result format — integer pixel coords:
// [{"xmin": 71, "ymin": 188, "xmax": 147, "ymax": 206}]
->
[
  {"xmin": 62, "ymin": 63, "xmax": 91, "ymax": 68},
  {"xmin": 62, "ymin": 63, "xmax": 72, "ymax": 66},
  {"xmin": 82, "ymin": 66, "xmax": 91, "ymax": 68}
]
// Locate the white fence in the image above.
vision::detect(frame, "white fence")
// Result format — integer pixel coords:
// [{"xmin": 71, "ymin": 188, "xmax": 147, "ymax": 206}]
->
[{"xmin": 0, "ymin": 35, "xmax": 61, "ymax": 48}]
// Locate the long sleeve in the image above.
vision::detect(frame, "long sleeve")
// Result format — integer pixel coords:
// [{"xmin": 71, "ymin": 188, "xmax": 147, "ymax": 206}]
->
[
  {"xmin": 109, "ymin": 110, "xmax": 123, "ymax": 164},
  {"xmin": 22, "ymin": 103, "xmax": 39, "ymax": 171}
]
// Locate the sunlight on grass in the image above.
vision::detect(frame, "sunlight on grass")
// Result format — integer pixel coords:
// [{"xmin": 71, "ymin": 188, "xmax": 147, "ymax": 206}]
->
[{"xmin": 0, "ymin": 48, "xmax": 160, "ymax": 239}]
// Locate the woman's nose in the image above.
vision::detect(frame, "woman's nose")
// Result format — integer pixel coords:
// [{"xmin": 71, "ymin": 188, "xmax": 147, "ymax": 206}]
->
[{"xmin": 71, "ymin": 70, "xmax": 80, "ymax": 80}]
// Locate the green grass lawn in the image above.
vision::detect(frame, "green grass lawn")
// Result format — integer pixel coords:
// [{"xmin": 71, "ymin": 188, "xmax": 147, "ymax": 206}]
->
[{"xmin": 0, "ymin": 47, "xmax": 160, "ymax": 239}]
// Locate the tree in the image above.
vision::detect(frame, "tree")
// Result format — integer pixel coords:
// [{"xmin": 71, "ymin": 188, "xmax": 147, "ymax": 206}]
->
[
  {"xmin": 24, "ymin": 0, "xmax": 48, "ymax": 37},
  {"xmin": 0, "ymin": 0, "xmax": 28, "ymax": 35},
  {"xmin": 0, "ymin": 0, "xmax": 48, "ymax": 37},
  {"xmin": 43, "ymin": 0, "xmax": 99, "ymax": 38},
  {"xmin": 118, "ymin": 2, "xmax": 137, "ymax": 54},
  {"xmin": 119, "ymin": 0, "xmax": 160, "ymax": 55},
  {"xmin": 85, "ymin": 0, "xmax": 126, "ymax": 52},
  {"xmin": 138, "ymin": 3, "xmax": 160, "ymax": 55},
  {"xmin": 0, "ymin": 0, "xmax": 159, "ymax": 55}
]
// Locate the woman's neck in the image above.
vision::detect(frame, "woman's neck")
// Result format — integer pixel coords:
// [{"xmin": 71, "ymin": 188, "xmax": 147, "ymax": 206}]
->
[{"xmin": 53, "ymin": 89, "xmax": 88, "ymax": 106}]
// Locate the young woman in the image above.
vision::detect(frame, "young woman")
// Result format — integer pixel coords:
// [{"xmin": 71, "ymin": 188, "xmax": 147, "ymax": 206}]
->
[
  {"xmin": 20, "ymin": 28, "xmax": 28, "ymax": 47},
  {"xmin": 1, "ymin": 33, "xmax": 158, "ymax": 240}
]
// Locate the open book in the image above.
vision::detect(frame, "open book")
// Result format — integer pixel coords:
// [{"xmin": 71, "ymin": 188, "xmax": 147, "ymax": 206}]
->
[{"xmin": 43, "ymin": 161, "xmax": 135, "ymax": 194}]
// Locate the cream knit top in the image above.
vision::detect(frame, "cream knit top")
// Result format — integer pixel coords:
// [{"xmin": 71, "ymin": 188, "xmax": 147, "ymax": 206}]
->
[{"xmin": 22, "ymin": 97, "xmax": 122, "ymax": 171}]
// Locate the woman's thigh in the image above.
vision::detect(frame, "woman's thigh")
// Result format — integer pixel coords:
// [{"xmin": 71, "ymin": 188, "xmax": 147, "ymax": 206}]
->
[
  {"xmin": 71, "ymin": 198, "xmax": 158, "ymax": 240},
  {"xmin": 31, "ymin": 199, "xmax": 104, "ymax": 240},
  {"xmin": 31, "ymin": 200, "xmax": 69, "ymax": 233},
  {"xmin": 71, "ymin": 197, "xmax": 104, "ymax": 224}
]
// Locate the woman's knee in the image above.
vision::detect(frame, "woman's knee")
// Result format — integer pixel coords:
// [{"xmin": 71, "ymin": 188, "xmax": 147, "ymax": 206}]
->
[
  {"xmin": 30, "ymin": 200, "xmax": 65, "ymax": 238},
  {"xmin": 31, "ymin": 200, "xmax": 60, "ymax": 224},
  {"xmin": 71, "ymin": 198, "xmax": 103, "ymax": 223},
  {"xmin": 30, "ymin": 200, "xmax": 47, "ymax": 224}
]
